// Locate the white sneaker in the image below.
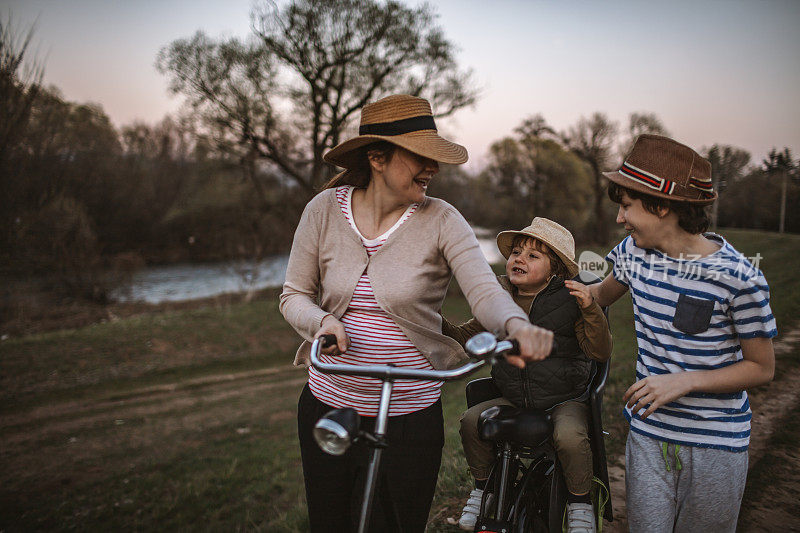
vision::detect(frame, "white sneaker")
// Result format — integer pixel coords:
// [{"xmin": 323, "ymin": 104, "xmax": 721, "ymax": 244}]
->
[
  {"xmin": 458, "ymin": 488, "xmax": 485, "ymax": 531},
  {"xmin": 566, "ymin": 502, "xmax": 596, "ymax": 533}
]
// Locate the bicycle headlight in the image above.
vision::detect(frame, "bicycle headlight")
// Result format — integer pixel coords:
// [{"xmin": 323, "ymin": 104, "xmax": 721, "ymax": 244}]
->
[{"xmin": 313, "ymin": 408, "xmax": 360, "ymax": 455}]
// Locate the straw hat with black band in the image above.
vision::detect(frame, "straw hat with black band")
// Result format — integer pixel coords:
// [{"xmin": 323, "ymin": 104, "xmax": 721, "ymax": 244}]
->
[
  {"xmin": 604, "ymin": 134, "xmax": 717, "ymax": 205},
  {"xmin": 496, "ymin": 217, "xmax": 580, "ymax": 279},
  {"xmin": 323, "ymin": 94, "xmax": 468, "ymax": 180}
]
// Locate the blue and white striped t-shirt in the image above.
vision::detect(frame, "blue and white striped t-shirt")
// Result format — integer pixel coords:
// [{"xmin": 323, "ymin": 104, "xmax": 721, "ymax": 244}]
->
[{"xmin": 607, "ymin": 234, "xmax": 777, "ymax": 452}]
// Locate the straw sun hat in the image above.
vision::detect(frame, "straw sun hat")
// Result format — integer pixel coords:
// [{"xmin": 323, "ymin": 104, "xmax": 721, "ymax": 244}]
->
[
  {"xmin": 323, "ymin": 94, "xmax": 468, "ymax": 176},
  {"xmin": 496, "ymin": 217, "xmax": 580, "ymax": 278},
  {"xmin": 604, "ymin": 134, "xmax": 717, "ymax": 205}
]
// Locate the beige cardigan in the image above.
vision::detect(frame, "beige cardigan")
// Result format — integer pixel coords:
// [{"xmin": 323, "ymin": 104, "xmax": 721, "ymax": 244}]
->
[{"xmin": 279, "ymin": 188, "xmax": 529, "ymax": 370}]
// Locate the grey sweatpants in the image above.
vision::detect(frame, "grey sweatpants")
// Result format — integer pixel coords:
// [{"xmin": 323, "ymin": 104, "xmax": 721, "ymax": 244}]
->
[{"xmin": 625, "ymin": 430, "xmax": 748, "ymax": 533}]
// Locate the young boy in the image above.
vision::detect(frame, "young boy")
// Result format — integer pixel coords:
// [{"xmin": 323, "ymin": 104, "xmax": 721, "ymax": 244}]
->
[
  {"xmin": 443, "ymin": 218, "xmax": 613, "ymax": 532},
  {"xmin": 565, "ymin": 134, "xmax": 776, "ymax": 532}
]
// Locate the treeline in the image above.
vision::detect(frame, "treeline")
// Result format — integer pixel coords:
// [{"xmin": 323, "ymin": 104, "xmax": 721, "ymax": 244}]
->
[
  {"xmin": 2, "ymin": 82, "xmax": 302, "ymax": 301},
  {"xmin": 435, "ymin": 115, "xmax": 800, "ymax": 243},
  {"xmin": 3, "ymin": 3, "xmax": 799, "ymax": 306}
]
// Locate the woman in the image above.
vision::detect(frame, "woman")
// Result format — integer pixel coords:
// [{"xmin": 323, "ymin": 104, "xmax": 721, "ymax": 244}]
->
[{"xmin": 280, "ymin": 94, "xmax": 553, "ymax": 532}]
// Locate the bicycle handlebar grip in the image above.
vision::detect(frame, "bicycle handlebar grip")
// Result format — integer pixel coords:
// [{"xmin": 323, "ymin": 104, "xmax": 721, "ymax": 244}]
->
[
  {"xmin": 319, "ymin": 334, "xmax": 338, "ymax": 348},
  {"xmin": 498, "ymin": 338, "xmax": 558, "ymax": 358},
  {"xmin": 507, "ymin": 338, "xmax": 520, "ymax": 355}
]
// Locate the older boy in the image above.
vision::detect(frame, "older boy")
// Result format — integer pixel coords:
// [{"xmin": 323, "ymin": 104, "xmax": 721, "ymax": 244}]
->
[{"xmin": 565, "ymin": 135, "xmax": 776, "ymax": 532}]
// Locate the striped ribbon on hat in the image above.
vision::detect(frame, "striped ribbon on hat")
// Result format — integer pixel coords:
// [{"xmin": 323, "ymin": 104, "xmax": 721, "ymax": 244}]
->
[
  {"xmin": 688, "ymin": 177, "xmax": 714, "ymax": 192},
  {"xmin": 619, "ymin": 162, "xmax": 676, "ymax": 195}
]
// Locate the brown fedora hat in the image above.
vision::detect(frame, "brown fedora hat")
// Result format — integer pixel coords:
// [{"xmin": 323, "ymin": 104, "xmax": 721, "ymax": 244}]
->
[
  {"xmin": 604, "ymin": 134, "xmax": 717, "ymax": 205},
  {"xmin": 496, "ymin": 217, "xmax": 580, "ymax": 278},
  {"xmin": 323, "ymin": 95, "xmax": 468, "ymax": 172}
]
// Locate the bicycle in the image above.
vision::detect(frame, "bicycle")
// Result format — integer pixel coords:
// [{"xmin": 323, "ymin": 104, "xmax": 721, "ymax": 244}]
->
[
  {"xmin": 310, "ymin": 329, "xmax": 613, "ymax": 533},
  {"xmin": 309, "ymin": 332, "xmax": 520, "ymax": 533}
]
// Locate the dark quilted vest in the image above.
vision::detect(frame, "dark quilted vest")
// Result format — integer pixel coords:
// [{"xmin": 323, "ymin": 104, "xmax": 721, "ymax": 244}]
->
[{"xmin": 491, "ymin": 275, "xmax": 592, "ymax": 410}]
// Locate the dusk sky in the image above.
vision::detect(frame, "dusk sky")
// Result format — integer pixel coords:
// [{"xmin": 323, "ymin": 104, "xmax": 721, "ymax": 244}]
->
[{"xmin": 8, "ymin": 0, "xmax": 800, "ymax": 169}]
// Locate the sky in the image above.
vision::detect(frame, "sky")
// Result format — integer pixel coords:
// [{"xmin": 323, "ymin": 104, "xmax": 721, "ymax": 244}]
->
[{"xmin": 7, "ymin": 0, "xmax": 800, "ymax": 170}]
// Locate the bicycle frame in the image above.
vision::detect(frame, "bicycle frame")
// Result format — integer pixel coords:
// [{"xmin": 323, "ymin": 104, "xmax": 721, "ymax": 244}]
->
[
  {"xmin": 478, "ymin": 439, "xmax": 560, "ymax": 532},
  {"xmin": 309, "ymin": 335, "xmax": 513, "ymax": 533}
]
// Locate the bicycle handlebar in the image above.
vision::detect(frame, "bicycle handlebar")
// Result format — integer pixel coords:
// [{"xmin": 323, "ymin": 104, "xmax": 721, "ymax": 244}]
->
[{"xmin": 310, "ymin": 334, "xmax": 519, "ymax": 381}]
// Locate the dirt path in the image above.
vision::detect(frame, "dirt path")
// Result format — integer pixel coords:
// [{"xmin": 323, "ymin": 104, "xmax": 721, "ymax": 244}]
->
[
  {"xmin": 1, "ymin": 365, "xmax": 298, "ymax": 430},
  {"xmin": 1, "ymin": 365, "xmax": 304, "ymax": 441},
  {"xmin": 603, "ymin": 325, "xmax": 800, "ymax": 532},
  {"xmin": 0, "ymin": 364, "xmax": 308, "ymax": 492},
  {"xmin": 748, "ymin": 327, "xmax": 800, "ymax": 463}
]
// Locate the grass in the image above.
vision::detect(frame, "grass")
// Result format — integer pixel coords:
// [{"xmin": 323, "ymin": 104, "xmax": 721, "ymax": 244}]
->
[
  {"xmin": 0, "ymin": 297, "xmax": 294, "ymax": 412},
  {"xmin": 1, "ymin": 228, "xmax": 799, "ymax": 531}
]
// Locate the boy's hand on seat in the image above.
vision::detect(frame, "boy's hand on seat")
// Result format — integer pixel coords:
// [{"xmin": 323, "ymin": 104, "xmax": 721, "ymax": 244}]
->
[
  {"xmin": 564, "ymin": 280, "xmax": 594, "ymax": 309},
  {"xmin": 623, "ymin": 373, "xmax": 694, "ymax": 419}
]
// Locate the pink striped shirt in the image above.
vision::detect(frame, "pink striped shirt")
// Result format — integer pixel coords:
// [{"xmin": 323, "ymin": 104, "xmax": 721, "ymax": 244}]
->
[{"xmin": 308, "ymin": 186, "xmax": 441, "ymax": 416}]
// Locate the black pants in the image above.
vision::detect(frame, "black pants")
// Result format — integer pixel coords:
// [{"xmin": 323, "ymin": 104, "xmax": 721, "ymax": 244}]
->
[{"xmin": 297, "ymin": 384, "xmax": 444, "ymax": 532}]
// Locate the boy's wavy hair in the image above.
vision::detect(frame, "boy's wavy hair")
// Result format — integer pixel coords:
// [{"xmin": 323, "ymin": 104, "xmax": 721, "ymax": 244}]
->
[
  {"xmin": 607, "ymin": 181, "xmax": 711, "ymax": 235},
  {"xmin": 510, "ymin": 235, "xmax": 571, "ymax": 281}
]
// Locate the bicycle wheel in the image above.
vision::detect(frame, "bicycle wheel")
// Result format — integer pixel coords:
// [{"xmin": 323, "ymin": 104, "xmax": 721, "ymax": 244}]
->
[
  {"xmin": 513, "ymin": 462, "xmax": 551, "ymax": 533},
  {"xmin": 547, "ymin": 462, "xmax": 568, "ymax": 533},
  {"xmin": 515, "ymin": 494, "xmax": 548, "ymax": 533}
]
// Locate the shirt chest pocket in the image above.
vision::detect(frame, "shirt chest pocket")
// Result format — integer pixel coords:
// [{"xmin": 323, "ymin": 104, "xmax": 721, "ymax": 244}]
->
[{"xmin": 672, "ymin": 293, "xmax": 715, "ymax": 335}]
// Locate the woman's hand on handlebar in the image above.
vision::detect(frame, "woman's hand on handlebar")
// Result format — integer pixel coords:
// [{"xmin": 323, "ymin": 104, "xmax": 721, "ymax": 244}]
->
[
  {"xmin": 316, "ymin": 315, "xmax": 349, "ymax": 355},
  {"xmin": 504, "ymin": 318, "xmax": 554, "ymax": 369}
]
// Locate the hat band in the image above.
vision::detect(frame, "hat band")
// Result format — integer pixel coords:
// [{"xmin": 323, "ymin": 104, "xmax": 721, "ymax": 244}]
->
[
  {"xmin": 619, "ymin": 162, "xmax": 676, "ymax": 195},
  {"xmin": 359, "ymin": 115, "xmax": 437, "ymax": 136},
  {"xmin": 688, "ymin": 177, "xmax": 713, "ymax": 191}
]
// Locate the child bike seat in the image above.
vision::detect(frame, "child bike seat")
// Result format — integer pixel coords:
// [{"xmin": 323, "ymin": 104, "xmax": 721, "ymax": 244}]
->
[{"xmin": 478, "ymin": 405, "xmax": 553, "ymax": 448}]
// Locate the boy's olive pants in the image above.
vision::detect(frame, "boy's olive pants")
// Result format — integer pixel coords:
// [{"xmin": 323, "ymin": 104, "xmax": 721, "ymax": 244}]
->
[{"xmin": 460, "ymin": 398, "xmax": 593, "ymax": 495}]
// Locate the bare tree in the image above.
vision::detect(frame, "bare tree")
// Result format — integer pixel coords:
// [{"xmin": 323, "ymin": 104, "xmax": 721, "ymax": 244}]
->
[
  {"xmin": 0, "ymin": 14, "xmax": 44, "ymax": 250},
  {"xmin": 619, "ymin": 112, "xmax": 669, "ymax": 157},
  {"xmin": 513, "ymin": 115, "xmax": 560, "ymax": 216},
  {"xmin": 561, "ymin": 113, "xmax": 618, "ymax": 244},
  {"xmin": 515, "ymin": 114, "xmax": 557, "ymax": 140},
  {"xmin": 0, "ymin": 14, "xmax": 43, "ymax": 164},
  {"xmin": 157, "ymin": 0, "xmax": 477, "ymax": 198},
  {"xmin": 705, "ymin": 145, "xmax": 750, "ymax": 231}
]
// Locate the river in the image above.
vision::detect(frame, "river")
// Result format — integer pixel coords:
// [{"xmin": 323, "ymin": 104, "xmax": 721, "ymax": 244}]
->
[{"xmin": 112, "ymin": 234, "xmax": 504, "ymax": 304}]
